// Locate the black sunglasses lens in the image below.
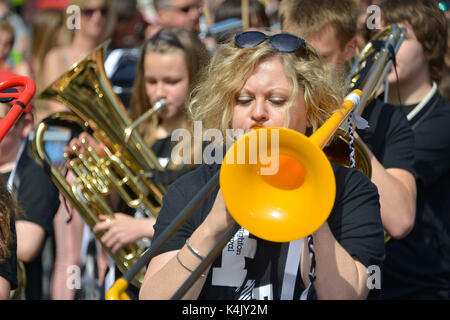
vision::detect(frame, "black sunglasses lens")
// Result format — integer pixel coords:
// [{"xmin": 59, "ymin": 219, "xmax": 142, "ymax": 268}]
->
[
  {"xmin": 235, "ymin": 31, "xmax": 267, "ymax": 48},
  {"xmin": 150, "ymin": 33, "xmax": 184, "ymax": 49},
  {"xmin": 271, "ymin": 34, "xmax": 305, "ymax": 52},
  {"xmin": 82, "ymin": 7, "xmax": 108, "ymax": 16},
  {"xmin": 82, "ymin": 9, "xmax": 94, "ymax": 16}
]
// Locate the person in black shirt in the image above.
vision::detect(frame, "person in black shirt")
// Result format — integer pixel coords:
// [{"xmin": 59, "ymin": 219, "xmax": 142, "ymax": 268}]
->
[
  {"xmin": 0, "ymin": 72, "xmax": 60, "ymax": 299},
  {"xmin": 376, "ymin": 0, "xmax": 450, "ymax": 299},
  {"xmin": 278, "ymin": 0, "xmax": 417, "ymax": 244},
  {"xmin": 139, "ymin": 31, "xmax": 385, "ymax": 300}
]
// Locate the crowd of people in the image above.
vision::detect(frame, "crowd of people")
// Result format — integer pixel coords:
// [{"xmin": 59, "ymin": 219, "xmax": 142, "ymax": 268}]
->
[{"xmin": 0, "ymin": 0, "xmax": 449, "ymax": 301}]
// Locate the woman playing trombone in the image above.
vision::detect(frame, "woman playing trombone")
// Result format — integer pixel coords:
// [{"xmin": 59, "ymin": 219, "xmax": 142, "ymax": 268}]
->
[{"xmin": 139, "ymin": 31, "xmax": 385, "ymax": 300}]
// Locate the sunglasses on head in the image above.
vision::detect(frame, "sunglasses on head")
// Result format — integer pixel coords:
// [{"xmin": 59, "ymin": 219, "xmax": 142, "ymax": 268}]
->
[
  {"xmin": 234, "ymin": 31, "xmax": 306, "ymax": 53},
  {"xmin": 81, "ymin": 7, "xmax": 109, "ymax": 17},
  {"xmin": 149, "ymin": 32, "xmax": 184, "ymax": 49}
]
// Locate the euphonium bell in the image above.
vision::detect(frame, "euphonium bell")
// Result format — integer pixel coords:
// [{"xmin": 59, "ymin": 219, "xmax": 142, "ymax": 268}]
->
[{"xmin": 32, "ymin": 40, "xmax": 168, "ymax": 288}]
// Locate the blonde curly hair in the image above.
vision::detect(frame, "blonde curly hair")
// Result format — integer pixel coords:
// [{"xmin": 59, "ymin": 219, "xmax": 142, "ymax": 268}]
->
[{"xmin": 188, "ymin": 33, "xmax": 345, "ymax": 139}]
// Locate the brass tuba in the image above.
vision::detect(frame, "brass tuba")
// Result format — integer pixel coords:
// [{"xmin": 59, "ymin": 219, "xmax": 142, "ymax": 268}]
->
[
  {"xmin": 32, "ymin": 40, "xmax": 167, "ymax": 287},
  {"xmin": 324, "ymin": 24, "xmax": 406, "ymax": 178}
]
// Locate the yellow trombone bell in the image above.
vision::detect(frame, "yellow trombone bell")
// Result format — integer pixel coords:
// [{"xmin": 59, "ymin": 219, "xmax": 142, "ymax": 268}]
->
[
  {"xmin": 220, "ymin": 128, "xmax": 335, "ymax": 242},
  {"xmin": 221, "ymin": 89, "xmax": 362, "ymax": 242}
]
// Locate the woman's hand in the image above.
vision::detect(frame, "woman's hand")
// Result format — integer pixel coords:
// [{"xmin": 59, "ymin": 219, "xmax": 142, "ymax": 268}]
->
[
  {"xmin": 64, "ymin": 132, "xmax": 106, "ymax": 157},
  {"xmin": 93, "ymin": 213, "xmax": 156, "ymax": 254},
  {"xmin": 199, "ymin": 189, "xmax": 236, "ymax": 240}
]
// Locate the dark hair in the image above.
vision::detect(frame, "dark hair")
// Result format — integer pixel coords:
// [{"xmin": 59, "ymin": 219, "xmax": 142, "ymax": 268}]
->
[
  {"xmin": 379, "ymin": 0, "xmax": 448, "ymax": 82},
  {"xmin": 0, "ymin": 177, "xmax": 19, "ymax": 264}
]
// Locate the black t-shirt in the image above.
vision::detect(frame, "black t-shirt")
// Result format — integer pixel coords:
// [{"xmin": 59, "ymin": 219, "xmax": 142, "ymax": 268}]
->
[
  {"xmin": 150, "ymin": 136, "xmax": 195, "ymax": 184},
  {"xmin": 381, "ymin": 91, "xmax": 450, "ymax": 299},
  {"xmin": 357, "ymin": 97, "xmax": 415, "ymax": 174},
  {"xmin": 2, "ymin": 146, "xmax": 59, "ymax": 235},
  {"xmin": 151, "ymin": 136, "xmax": 173, "ymax": 161},
  {"xmin": 113, "ymin": 135, "xmax": 189, "ymax": 297},
  {"xmin": 151, "ymin": 162, "xmax": 385, "ymax": 300},
  {"xmin": 0, "ymin": 183, "xmax": 18, "ymax": 290},
  {"xmin": 1, "ymin": 142, "xmax": 60, "ymax": 300}
]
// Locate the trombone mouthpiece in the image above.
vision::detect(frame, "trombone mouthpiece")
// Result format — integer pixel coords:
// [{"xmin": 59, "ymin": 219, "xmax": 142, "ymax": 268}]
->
[{"xmin": 153, "ymin": 99, "xmax": 166, "ymax": 113}]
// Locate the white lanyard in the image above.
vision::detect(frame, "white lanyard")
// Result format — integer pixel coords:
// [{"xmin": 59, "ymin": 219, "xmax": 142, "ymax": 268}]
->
[
  {"xmin": 6, "ymin": 139, "xmax": 27, "ymax": 193},
  {"xmin": 406, "ymin": 82, "xmax": 437, "ymax": 122},
  {"xmin": 280, "ymin": 236, "xmax": 317, "ymax": 300},
  {"xmin": 280, "ymin": 238, "xmax": 303, "ymax": 300}
]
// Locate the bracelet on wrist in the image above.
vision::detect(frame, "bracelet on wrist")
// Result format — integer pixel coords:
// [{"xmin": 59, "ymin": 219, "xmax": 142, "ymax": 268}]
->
[
  {"xmin": 176, "ymin": 252, "xmax": 206, "ymax": 278},
  {"xmin": 186, "ymin": 238, "xmax": 205, "ymax": 260}
]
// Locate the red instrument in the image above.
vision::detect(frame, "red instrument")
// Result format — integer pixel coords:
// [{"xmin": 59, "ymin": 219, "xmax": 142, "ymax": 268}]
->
[{"xmin": 0, "ymin": 75, "xmax": 36, "ymax": 142}]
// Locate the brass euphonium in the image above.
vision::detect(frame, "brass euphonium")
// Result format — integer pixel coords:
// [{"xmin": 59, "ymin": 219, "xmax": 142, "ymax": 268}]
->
[
  {"xmin": 324, "ymin": 24, "xmax": 406, "ymax": 178},
  {"xmin": 32, "ymin": 40, "xmax": 167, "ymax": 288}
]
